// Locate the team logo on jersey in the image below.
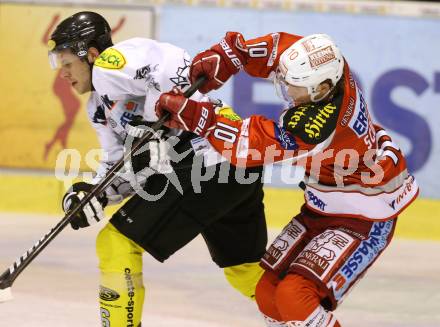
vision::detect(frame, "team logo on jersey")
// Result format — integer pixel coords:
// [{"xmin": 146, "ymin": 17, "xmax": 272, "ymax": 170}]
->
[
  {"xmin": 170, "ymin": 58, "xmax": 190, "ymax": 89},
  {"xmin": 274, "ymin": 125, "xmax": 298, "ymax": 150},
  {"xmin": 94, "ymin": 48, "xmax": 126, "ymax": 69}
]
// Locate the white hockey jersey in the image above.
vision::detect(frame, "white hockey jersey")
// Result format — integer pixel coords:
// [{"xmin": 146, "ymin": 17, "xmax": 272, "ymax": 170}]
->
[{"xmin": 86, "ymin": 38, "xmax": 221, "ymax": 202}]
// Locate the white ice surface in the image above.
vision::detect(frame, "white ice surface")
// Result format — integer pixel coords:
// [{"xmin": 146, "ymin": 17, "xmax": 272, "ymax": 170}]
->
[
  {"xmin": 0, "ymin": 287, "xmax": 12, "ymax": 302},
  {"xmin": 0, "ymin": 213, "xmax": 439, "ymax": 327}
]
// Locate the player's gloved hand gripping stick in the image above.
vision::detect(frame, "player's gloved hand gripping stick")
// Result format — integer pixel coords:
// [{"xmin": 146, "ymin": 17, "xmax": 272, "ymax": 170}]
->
[{"xmin": 0, "ymin": 77, "xmax": 206, "ymax": 302}]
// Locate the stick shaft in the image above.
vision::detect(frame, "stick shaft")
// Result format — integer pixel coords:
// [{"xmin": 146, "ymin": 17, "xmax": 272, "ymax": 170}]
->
[{"xmin": 0, "ymin": 77, "xmax": 205, "ymax": 290}]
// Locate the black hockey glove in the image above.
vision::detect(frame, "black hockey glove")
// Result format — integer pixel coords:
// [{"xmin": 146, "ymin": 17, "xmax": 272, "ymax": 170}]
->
[{"xmin": 62, "ymin": 182, "xmax": 108, "ymax": 230}]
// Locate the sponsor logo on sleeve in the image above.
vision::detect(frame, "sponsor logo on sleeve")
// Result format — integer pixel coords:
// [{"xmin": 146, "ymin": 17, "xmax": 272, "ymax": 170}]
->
[{"xmin": 95, "ymin": 48, "xmax": 126, "ymax": 69}]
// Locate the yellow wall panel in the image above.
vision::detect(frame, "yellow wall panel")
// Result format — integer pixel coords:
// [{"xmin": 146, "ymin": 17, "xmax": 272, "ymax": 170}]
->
[
  {"xmin": 0, "ymin": 3, "xmax": 154, "ymax": 170},
  {"xmin": 0, "ymin": 175, "xmax": 438, "ymax": 241}
]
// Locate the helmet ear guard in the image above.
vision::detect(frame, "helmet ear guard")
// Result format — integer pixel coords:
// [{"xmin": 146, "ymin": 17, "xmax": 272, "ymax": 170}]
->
[
  {"xmin": 74, "ymin": 41, "xmax": 89, "ymax": 58},
  {"xmin": 276, "ymin": 34, "xmax": 344, "ymax": 103}
]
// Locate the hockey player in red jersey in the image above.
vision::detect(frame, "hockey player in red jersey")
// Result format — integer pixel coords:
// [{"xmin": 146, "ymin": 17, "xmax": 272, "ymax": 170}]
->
[{"xmin": 155, "ymin": 32, "xmax": 419, "ymax": 326}]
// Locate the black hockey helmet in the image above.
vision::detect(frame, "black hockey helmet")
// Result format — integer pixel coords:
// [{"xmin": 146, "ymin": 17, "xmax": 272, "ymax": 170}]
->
[{"xmin": 48, "ymin": 11, "xmax": 112, "ymax": 61}]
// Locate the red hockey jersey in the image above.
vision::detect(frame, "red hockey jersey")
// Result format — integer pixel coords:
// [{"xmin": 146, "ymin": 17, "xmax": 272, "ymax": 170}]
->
[{"xmin": 207, "ymin": 32, "xmax": 418, "ymax": 221}]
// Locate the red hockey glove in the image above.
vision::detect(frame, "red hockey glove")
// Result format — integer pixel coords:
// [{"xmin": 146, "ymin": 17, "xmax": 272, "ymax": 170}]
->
[
  {"xmin": 190, "ymin": 32, "xmax": 247, "ymax": 94},
  {"xmin": 155, "ymin": 89, "xmax": 216, "ymax": 137}
]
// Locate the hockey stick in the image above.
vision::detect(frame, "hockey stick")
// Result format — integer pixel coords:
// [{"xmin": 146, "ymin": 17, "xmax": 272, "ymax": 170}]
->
[{"xmin": 0, "ymin": 76, "xmax": 206, "ymax": 302}]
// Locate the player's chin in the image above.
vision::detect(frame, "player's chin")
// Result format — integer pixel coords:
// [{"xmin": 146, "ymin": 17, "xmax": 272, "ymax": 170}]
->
[{"xmin": 73, "ymin": 83, "xmax": 90, "ymax": 95}]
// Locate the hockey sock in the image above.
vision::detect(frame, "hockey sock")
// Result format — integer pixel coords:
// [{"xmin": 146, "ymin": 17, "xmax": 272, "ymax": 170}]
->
[
  {"xmin": 255, "ymin": 271, "xmax": 284, "ymax": 321},
  {"xmin": 223, "ymin": 261, "xmax": 265, "ymax": 300},
  {"xmin": 97, "ymin": 223, "xmax": 145, "ymax": 327}
]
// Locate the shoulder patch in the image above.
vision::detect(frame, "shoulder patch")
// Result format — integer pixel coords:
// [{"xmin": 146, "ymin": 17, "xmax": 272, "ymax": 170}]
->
[
  {"xmin": 283, "ymin": 102, "xmax": 339, "ymax": 145},
  {"xmin": 274, "ymin": 125, "xmax": 298, "ymax": 150},
  {"xmin": 94, "ymin": 48, "xmax": 126, "ymax": 70},
  {"xmin": 303, "ymin": 103, "xmax": 337, "ymax": 141}
]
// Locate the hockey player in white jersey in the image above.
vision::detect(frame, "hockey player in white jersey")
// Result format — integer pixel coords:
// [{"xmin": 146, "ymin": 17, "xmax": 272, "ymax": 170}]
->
[{"xmin": 48, "ymin": 12, "xmax": 267, "ymax": 326}]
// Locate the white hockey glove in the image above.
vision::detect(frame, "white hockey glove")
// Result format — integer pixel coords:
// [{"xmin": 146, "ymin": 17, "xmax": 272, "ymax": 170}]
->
[
  {"xmin": 125, "ymin": 115, "xmax": 158, "ymax": 139},
  {"xmin": 125, "ymin": 115, "xmax": 173, "ymax": 175},
  {"xmin": 62, "ymin": 182, "xmax": 107, "ymax": 230}
]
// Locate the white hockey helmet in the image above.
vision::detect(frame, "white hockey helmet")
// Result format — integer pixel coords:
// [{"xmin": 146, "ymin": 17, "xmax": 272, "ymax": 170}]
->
[{"xmin": 275, "ymin": 34, "xmax": 344, "ymax": 104}]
